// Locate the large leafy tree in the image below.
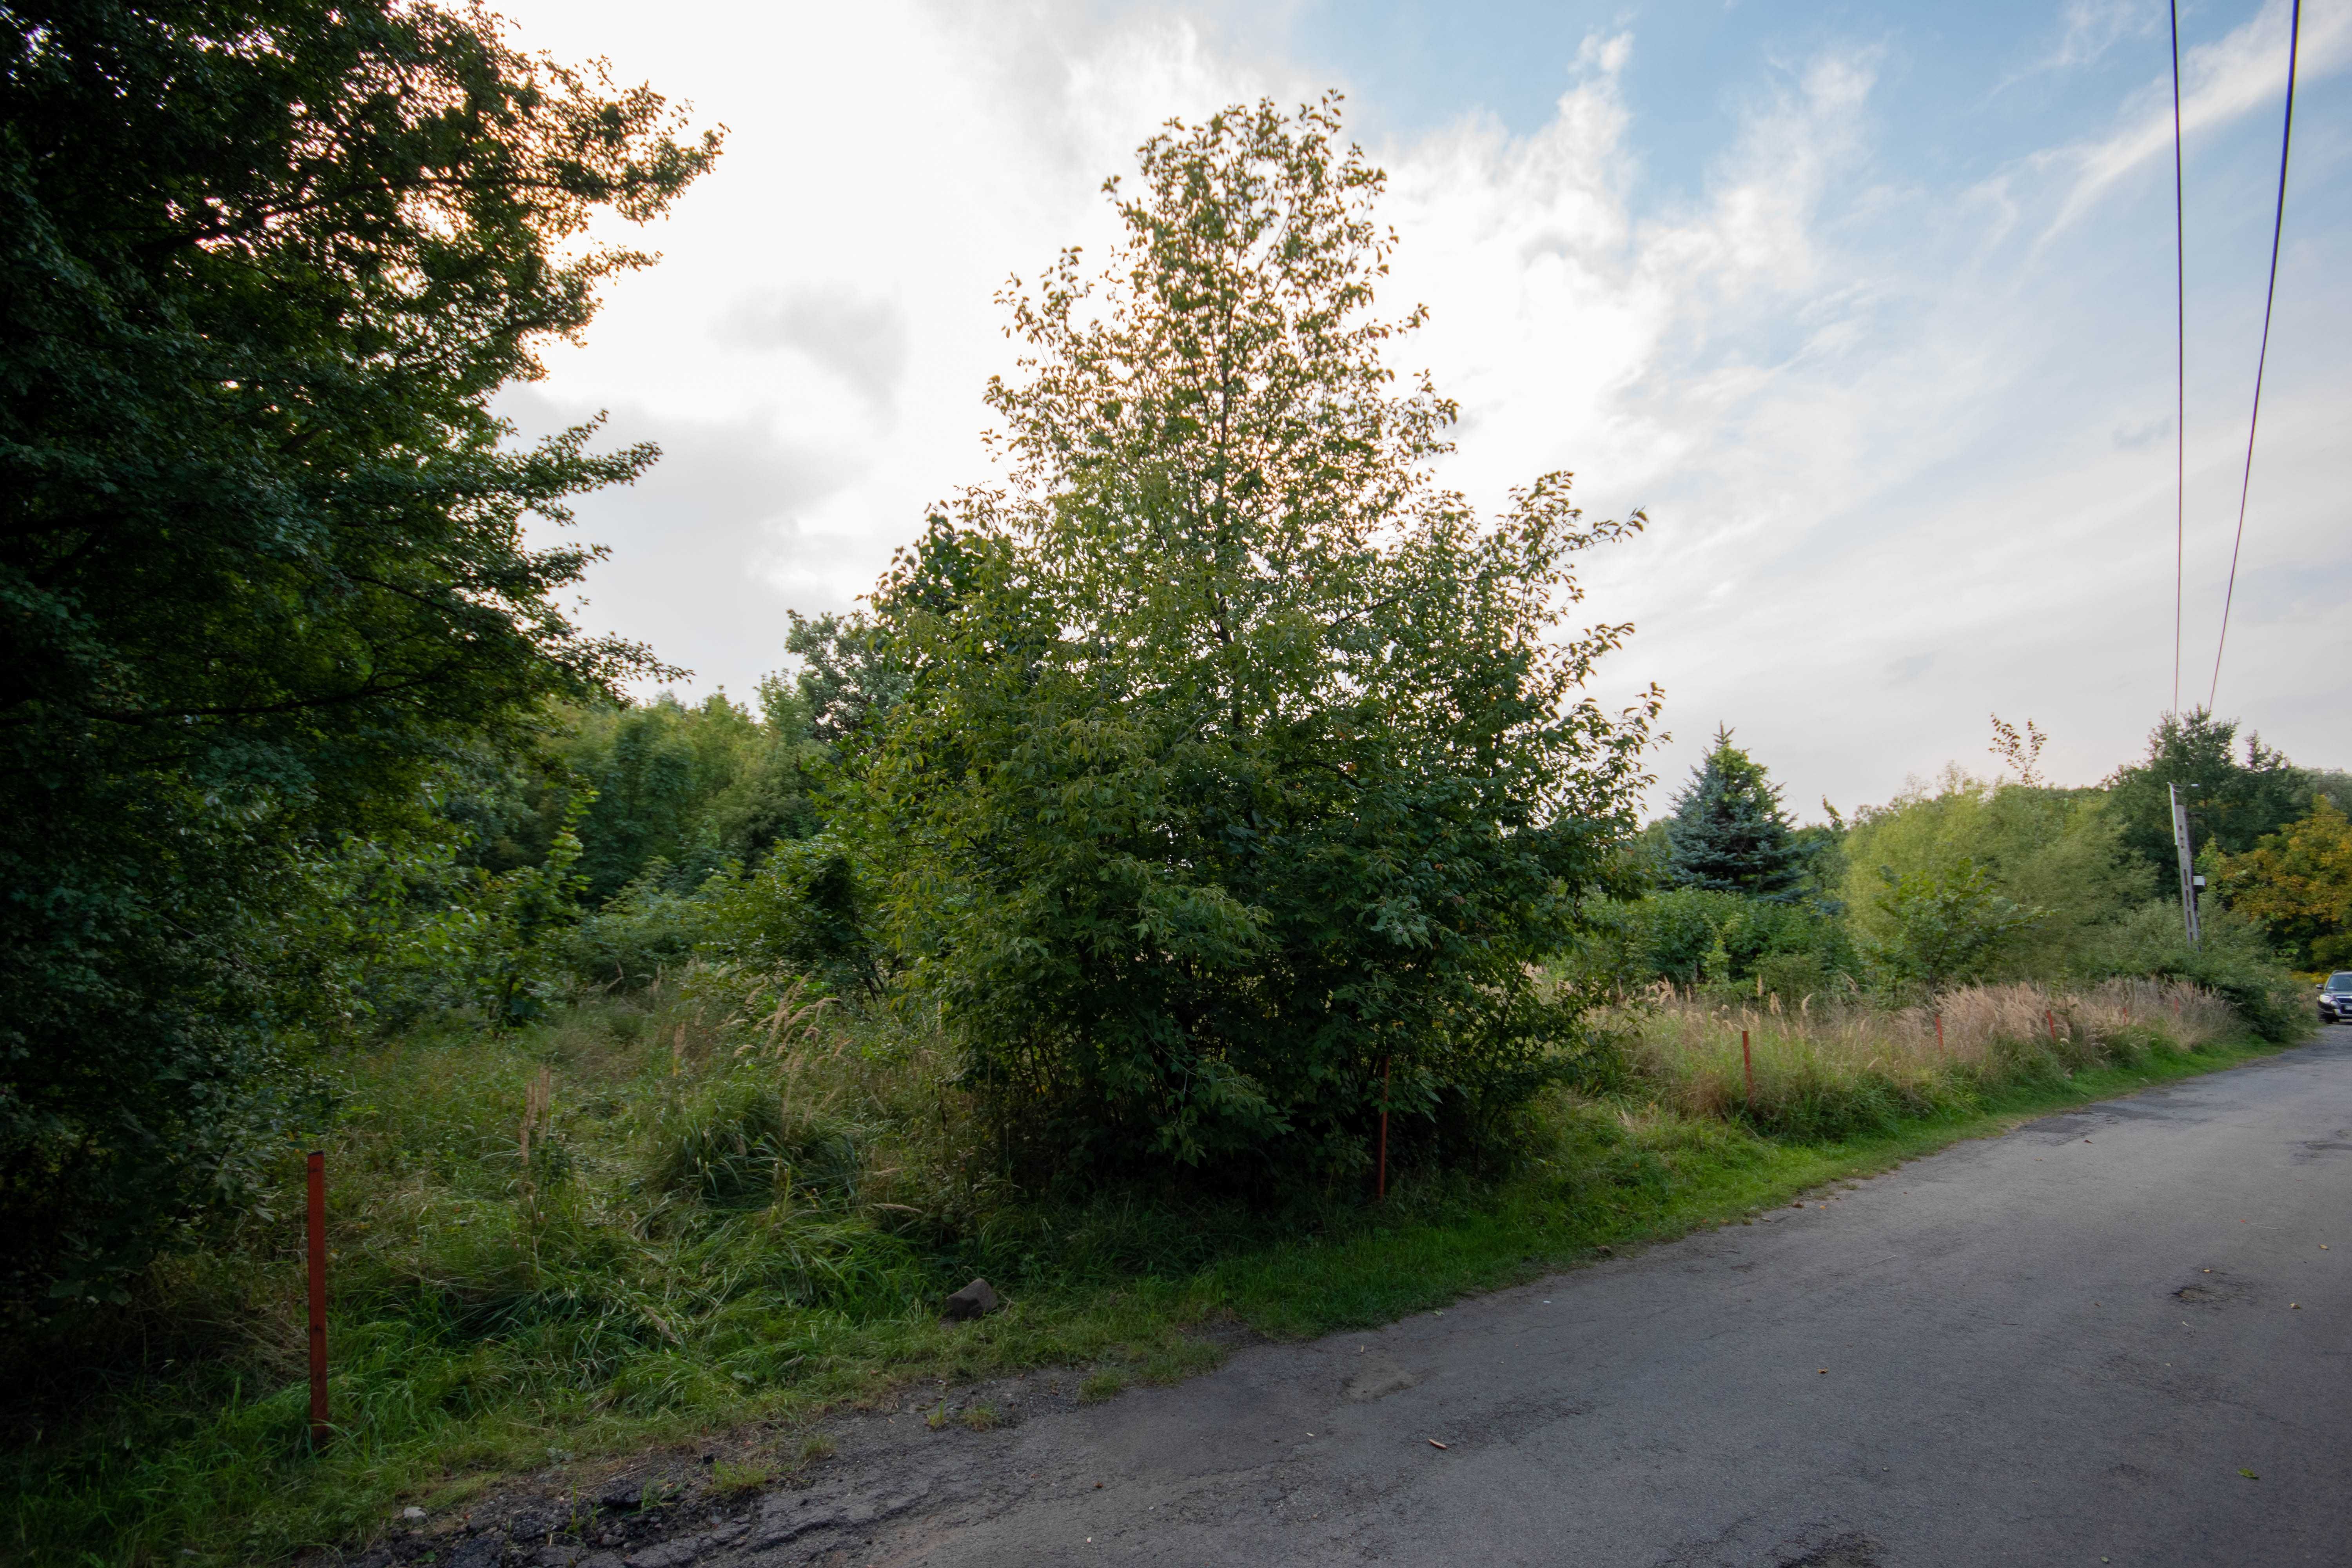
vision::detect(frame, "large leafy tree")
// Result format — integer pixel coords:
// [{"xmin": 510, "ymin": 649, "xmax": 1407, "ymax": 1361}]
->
[
  {"xmin": 858, "ymin": 97, "xmax": 1657, "ymax": 1183},
  {"xmin": 0, "ymin": 0, "xmax": 716, "ymax": 1307},
  {"xmin": 1661, "ymin": 727, "xmax": 1809, "ymax": 900},
  {"xmin": 2104, "ymin": 711, "xmax": 2312, "ymax": 877}
]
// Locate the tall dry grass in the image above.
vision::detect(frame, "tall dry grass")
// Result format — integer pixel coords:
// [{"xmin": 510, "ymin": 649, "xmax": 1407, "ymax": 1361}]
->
[{"xmin": 1606, "ymin": 978, "xmax": 2236, "ymax": 1140}]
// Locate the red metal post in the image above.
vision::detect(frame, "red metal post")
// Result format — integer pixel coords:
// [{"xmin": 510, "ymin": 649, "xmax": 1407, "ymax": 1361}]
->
[
  {"xmin": 1935, "ymin": 1013, "xmax": 1944, "ymax": 1053},
  {"xmin": 307, "ymin": 1150, "xmax": 329, "ymax": 1449},
  {"xmin": 1742, "ymin": 1029, "xmax": 1754, "ymax": 1109},
  {"xmin": 1376, "ymin": 1057, "xmax": 1391, "ymax": 1202},
  {"xmin": 2046, "ymin": 1009, "xmax": 2058, "ymax": 1044}
]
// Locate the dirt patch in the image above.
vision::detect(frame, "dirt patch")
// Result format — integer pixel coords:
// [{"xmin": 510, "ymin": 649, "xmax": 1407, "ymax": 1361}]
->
[{"xmin": 306, "ymin": 1356, "xmax": 1202, "ymax": 1568}]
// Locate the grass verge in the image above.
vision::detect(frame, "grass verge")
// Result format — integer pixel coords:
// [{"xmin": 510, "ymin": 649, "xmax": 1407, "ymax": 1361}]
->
[{"xmin": 0, "ymin": 987, "xmax": 2303, "ymax": 1568}]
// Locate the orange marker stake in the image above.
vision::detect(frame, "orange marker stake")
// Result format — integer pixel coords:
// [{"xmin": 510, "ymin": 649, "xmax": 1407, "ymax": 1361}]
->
[{"xmin": 1935, "ymin": 1013, "xmax": 1944, "ymax": 1053}]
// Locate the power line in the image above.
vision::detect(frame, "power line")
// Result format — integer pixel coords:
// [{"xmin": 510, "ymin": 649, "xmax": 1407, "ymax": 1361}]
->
[
  {"xmin": 2169, "ymin": 0, "xmax": 2185, "ymax": 717},
  {"xmin": 2208, "ymin": 0, "xmax": 2300, "ymax": 713}
]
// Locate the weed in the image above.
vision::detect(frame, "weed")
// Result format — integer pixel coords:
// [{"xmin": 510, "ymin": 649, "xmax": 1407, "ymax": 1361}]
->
[
  {"xmin": 961, "ymin": 1404, "xmax": 1000, "ymax": 1432},
  {"xmin": 708, "ymin": 1458, "xmax": 771, "ymax": 1498},
  {"xmin": 1610, "ymin": 978, "xmax": 2229, "ymax": 1139},
  {"xmin": 1078, "ymin": 1371, "xmax": 1126, "ymax": 1404}
]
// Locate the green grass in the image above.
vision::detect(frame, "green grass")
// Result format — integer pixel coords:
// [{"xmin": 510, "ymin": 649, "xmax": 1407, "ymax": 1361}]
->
[{"xmin": 0, "ymin": 977, "xmax": 2301, "ymax": 1568}]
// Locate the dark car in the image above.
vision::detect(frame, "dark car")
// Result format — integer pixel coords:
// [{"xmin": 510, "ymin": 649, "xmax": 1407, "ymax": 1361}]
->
[{"xmin": 2321, "ymin": 973, "xmax": 2352, "ymax": 1024}]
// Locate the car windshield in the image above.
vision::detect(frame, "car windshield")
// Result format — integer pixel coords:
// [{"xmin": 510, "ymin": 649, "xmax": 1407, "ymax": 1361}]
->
[{"xmin": 2330, "ymin": 974, "xmax": 2352, "ymax": 992}]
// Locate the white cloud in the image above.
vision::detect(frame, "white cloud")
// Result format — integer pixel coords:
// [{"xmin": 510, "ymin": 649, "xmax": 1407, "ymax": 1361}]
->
[
  {"xmin": 2003, "ymin": 0, "xmax": 2162, "ymax": 87},
  {"xmin": 2054, "ymin": 0, "xmax": 2351, "ymax": 230},
  {"xmin": 490, "ymin": 0, "xmax": 2352, "ymax": 816}
]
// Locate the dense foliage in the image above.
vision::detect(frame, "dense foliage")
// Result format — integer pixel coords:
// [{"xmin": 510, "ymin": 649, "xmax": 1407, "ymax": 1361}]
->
[
  {"xmin": 1575, "ymin": 714, "xmax": 2327, "ymax": 1042},
  {"xmin": 0, "ymin": 0, "xmax": 717, "ymax": 1311},
  {"xmin": 2105, "ymin": 711, "xmax": 2316, "ymax": 875},
  {"xmin": 852, "ymin": 99, "xmax": 1657, "ymax": 1183},
  {"xmin": 2213, "ymin": 798, "xmax": 2352, "ymax": 971},
  {"xmin": 1840, "ymin": 771, "xmax": 2149, "ymax": 982}
]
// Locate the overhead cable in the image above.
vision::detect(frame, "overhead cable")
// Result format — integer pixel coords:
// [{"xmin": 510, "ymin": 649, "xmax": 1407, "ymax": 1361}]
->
[
  {"xmin": 2169, "ymin": 0, "xmax": 2185, "ymax": 717},
  {"xmin": 2207, "ymin": 0, "xmax": 2300, "ymax": 711}
]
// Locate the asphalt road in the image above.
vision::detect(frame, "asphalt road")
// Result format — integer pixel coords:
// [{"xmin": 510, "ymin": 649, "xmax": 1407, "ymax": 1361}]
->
[{"xmin": 504, "ymin": 1029, "xmax": 2352, "ymax": 1568}]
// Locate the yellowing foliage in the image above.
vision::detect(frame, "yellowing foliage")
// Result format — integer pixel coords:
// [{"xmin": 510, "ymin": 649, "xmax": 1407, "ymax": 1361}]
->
[{"xmin": 2213, "ymin": 799, "xmax": 2352, "ymax": 969}]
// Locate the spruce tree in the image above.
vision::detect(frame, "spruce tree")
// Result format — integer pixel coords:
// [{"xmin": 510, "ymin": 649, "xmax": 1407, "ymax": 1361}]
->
[{"xmin": 1662, "ymin": 728, "xmax": 1808, "ymax": 899}]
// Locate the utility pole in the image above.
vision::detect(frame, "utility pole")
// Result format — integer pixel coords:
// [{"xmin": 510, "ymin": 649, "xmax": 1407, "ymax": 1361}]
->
[{"xmin": 2169, "ymin": 782, "xmax": 2201, "ymax": 948}]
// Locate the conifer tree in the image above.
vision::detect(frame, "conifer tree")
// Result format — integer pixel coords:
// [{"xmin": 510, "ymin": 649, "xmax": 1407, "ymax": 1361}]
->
[{"xmin": 1662, "ymin": 728, "xmax": 1808, "ymax": 900}]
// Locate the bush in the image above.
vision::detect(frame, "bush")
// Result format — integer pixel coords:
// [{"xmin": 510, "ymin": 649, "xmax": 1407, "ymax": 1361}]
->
[
  {"xmin": 559, "ymin": 860, "xmax": 714, "ymax": 988},
  {"xmin": 1840, "ymin": 773, "xmax": 2154, "ymax": 979},
  {"xmin": 699, "ymin": 836, "xmax": 882, "ymax": 997},
  {"xmin": 2095, "ymin": 901, "xmax": 2307, "ymax": 1042},
  {"xmin": 1574, "ymin": 888, "xmax": 1857, "ymax": 994}
]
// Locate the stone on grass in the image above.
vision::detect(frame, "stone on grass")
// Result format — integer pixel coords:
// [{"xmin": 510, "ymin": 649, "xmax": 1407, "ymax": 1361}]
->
[{"xmin": 942, "ymin": 1278, "xmax": 1001, "ymax": 1321}]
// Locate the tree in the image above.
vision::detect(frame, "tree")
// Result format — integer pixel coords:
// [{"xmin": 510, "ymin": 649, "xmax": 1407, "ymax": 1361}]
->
[
  {"xmin": 1987, "ymin": 713, "xmax": 2046, "ymax": 786},
  {"xmin": 1662, "ymin": 728, "xmax": 1809, "ymax": 900},
  {"xmin": 2104, "ymin": 712, "xmax": 2312, "ymax": 878},
  {"xmin": 1840, "ymin": 768, "xmax": 2152, "ymax": 980},
  {"xmin": 776, "ymin": 610, "xmax": 911, "ymax": 748},
  {"xmin": 2213, "ymin": 799, "xmax": 2352, "ymax": 970},
  {"xmin": 1869, "ymin": 858, "xmax": 2045, "ymax": 990},
  {"xmin": 857, "ymin": 97, "xmax": 1656, "ymax": 1181},
  {"xmin": 558, "ymin": 693, "xmax": 823, "ymax": 902},
  {"xmin": 0, "ymin": 0, "xmax": 717, "ymax": 1309}
]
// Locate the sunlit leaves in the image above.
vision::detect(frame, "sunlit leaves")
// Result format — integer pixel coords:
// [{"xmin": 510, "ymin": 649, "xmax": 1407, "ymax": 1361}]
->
[{"xmin": 859, "ymin": 97, "xmax": 1658, "ymax": 1183}]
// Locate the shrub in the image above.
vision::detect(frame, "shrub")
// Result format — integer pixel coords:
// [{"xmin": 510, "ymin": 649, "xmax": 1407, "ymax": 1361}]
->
[
  {"xmin": 559, "ymin": 860, "xmax": 714, "ymax": 989},
  {"xmin": 699, "ymin": 837, "xmax": 882, "ymax": 997},
  {"xmin": 1840, "ymin": 772, "xmax": 2154, "ymax": 979},
  {"xmin": 1866, "ymin": 857, "xmax": 2045, "ymax": 991},
  {"xmin": 1573, "ymin": 888, "xmax": 1856, "ymax": 994},
  {"xmin": 2095, "ymin": 901, "xmax": 2306, "ymax": 1042}
]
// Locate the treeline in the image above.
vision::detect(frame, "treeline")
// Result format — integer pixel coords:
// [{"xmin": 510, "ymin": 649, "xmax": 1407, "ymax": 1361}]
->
[
  {"xmin": 424, "ymin": 699, "xmax": 2336, "ymax": 1063},
  {"xmin": 1575, "ymin": 715, "xmax": 2342, "ymax": 1038}
]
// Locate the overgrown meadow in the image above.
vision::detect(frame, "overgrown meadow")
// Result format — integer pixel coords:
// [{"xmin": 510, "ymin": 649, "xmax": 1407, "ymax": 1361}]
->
[{"xmin": 1, "ymin": 960, "xmax": 2279, "ymax": 1564}]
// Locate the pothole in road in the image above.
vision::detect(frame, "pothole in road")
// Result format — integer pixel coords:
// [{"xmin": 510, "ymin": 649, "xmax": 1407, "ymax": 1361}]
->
[{"xmin": 2173, "ymin": 1270, "xmax": 2251, "ymax": 1308}]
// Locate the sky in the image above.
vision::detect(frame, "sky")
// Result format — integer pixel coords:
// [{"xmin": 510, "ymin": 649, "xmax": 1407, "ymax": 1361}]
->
[{"xmin": 490, "ymin": 0, "xmax": 2351, "ymax": 819}]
